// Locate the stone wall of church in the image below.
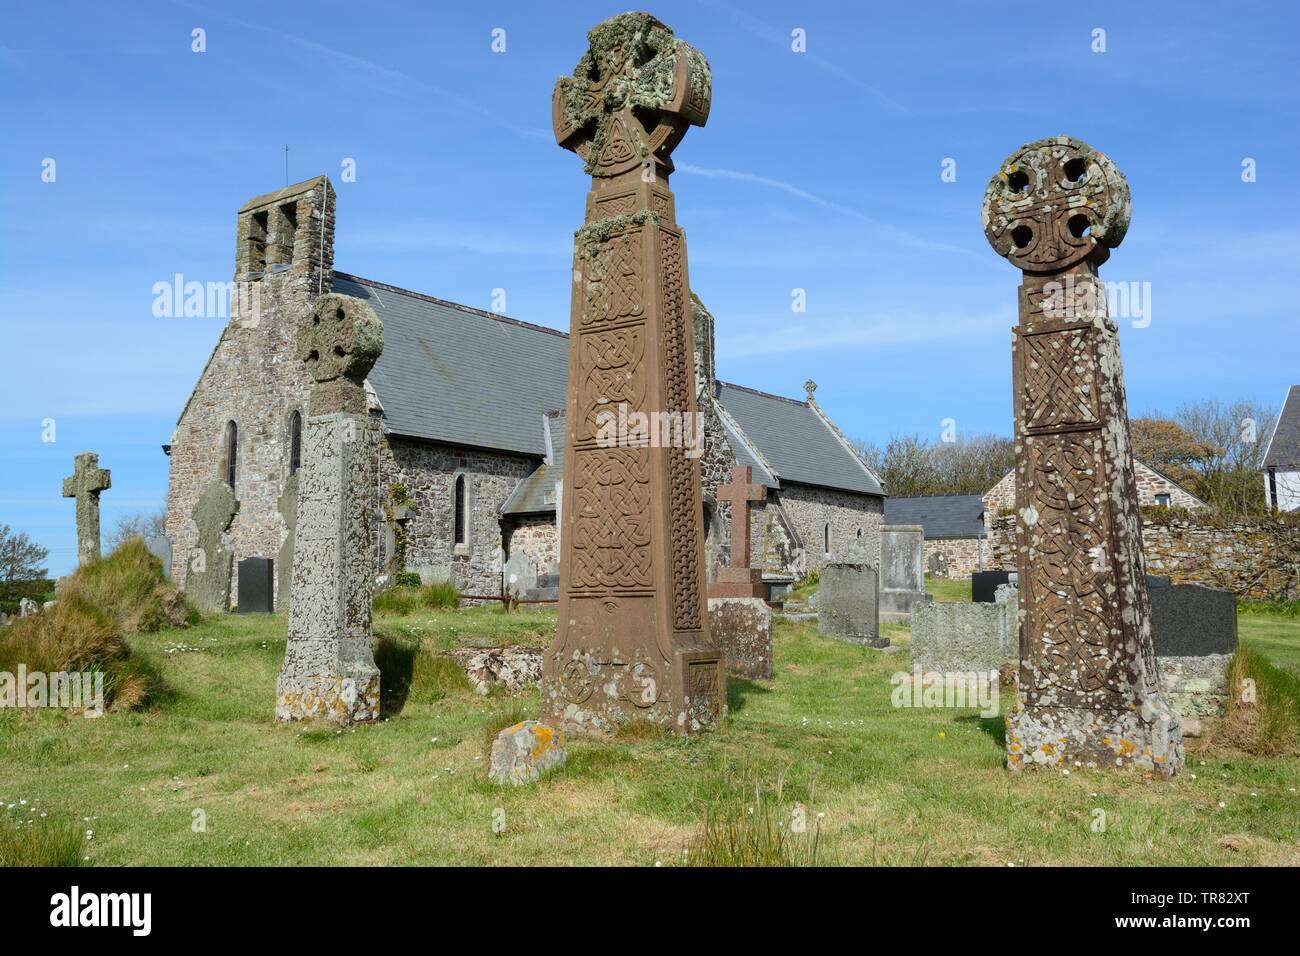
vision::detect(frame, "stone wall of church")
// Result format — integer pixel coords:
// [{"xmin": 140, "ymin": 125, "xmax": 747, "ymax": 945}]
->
[
  {"xmin": 379, "ymin": 437, "xmax": 535, "ymax": 597},
  {"xmin": 505, "ymin": 516, "xmax": 560, "ymax": 576},
  {"xmin": 165, "ymin": 178, "xmax": 334, "ymax": 609},
  {"xmin": 778, "ymin": 483, "xmax": 884, "ymax": 574},
  {"xmin": 923, "ymin": 536, "xmax": 986, "ymax": 579}
]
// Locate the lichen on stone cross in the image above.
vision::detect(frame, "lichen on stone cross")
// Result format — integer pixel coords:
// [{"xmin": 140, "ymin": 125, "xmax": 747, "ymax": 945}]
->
[
  {"xmin": 982, "ymin": 135, "xmax": 1131, "ymax": 274},
  {"xmin": 552, "ymin": 11, "xmax": 711, "ymax": 178},
  {"xmin": 297, "ymin": 292, "xmax": 383, "ymax": 415},
  {"xmin": 61, "ymin": 452, "xmax": 110, "ymax": 565}
]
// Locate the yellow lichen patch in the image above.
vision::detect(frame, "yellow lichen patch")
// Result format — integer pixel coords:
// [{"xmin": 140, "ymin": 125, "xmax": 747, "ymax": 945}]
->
[
  {"xmin": 1040, "ymin": 743, "xmax": 1055, "ymax": 756},
  {"xmin": 1116, "ymin": 738, "xmax": 1137, "ymax": 756}
]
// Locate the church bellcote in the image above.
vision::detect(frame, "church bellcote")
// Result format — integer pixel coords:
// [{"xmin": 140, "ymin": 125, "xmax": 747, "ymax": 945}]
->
[{"xmin": 234, "ymin": 176, "xmax": 336, "ymax": 303}]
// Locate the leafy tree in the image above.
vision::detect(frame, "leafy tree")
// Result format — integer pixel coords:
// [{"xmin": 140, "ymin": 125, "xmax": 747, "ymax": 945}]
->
[
  {"xmin": 0, "ymin": 524, "xmax": 49, "ymax": 584},
  {"xmin": 1130, "ymin": 418, "xmax": 1216, "ymax": 488}
]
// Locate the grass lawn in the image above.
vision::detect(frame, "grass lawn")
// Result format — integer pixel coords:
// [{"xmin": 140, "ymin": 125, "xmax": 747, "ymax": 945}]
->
[
  {"xmin": 925, "ymin": 575, "xmax": 972, "ymax": 602},
  {"xmin": 1, "ymin": 605, "xmax": 1297, "ymax": 866}
]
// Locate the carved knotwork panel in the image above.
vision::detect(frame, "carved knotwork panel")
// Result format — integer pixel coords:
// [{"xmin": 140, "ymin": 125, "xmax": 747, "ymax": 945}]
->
[
  {"xmin": 576, "ymin": 327, "xmax": 647, "ymax": 442},
  {"xmin": 1022, "ymin": 327, "xmax": 1100, "ymax": 434},
  {"xmin": 580, "ymin": 231, "xmax": 644, "ymax": 329},
  {"xmin": 661, "ymin": 229, "xmax": 702, "ymax": 631},
  {"xmin": 1021, "ymin": 434, "xmax": 1124, "ymax": 707},
  {"xmin": 569, "ymin": 448, "xmax": 653, "ymax": 591}
]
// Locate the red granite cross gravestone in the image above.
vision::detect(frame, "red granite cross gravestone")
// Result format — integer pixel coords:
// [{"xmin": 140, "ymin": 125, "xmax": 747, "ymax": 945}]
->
[{"xmin": 710, "ymin": 466, "xmax": 767, "ymax": 598}]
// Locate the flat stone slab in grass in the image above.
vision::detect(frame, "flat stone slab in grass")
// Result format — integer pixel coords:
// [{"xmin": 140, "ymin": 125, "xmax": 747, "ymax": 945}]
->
[{"xmin": 489, "ymin": 720, "xmax": 567, "ymax": 786}]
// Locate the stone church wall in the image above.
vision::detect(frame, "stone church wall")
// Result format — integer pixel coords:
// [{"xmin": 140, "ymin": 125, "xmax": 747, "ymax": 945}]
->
[
  {"xmin": 779, "ymin": 483, "xmax": 883, "ymax": 573},
  {"xmin": 379, "ymin": 438, "xmax": 535, "ymax": 597},
  {"xmin": 165, "ymin": 178, "xmax": 334, "ymax": 609},
  {"xmin": 505, "ymin": 516, "xmax": 559, "ymax": 576}
]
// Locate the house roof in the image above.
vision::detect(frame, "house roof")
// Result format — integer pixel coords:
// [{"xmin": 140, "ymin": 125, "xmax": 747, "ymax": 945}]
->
[
  {"xmin": 338, "ymin": 272, "xmax": 880, "ymax": 498},
  {"xmin": 1264, "ymin": 385, "xmax": 1300, "ymax": 469},
  {"xmin": 884, "ymin": 494, "xmax": 986, "ymax": 539}
]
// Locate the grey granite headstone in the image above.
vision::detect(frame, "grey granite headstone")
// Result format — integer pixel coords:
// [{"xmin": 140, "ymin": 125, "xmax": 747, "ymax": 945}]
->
[
  {"xmin": 1149, "ymin": 583, "xmax": 1238, "ymax": 657},
  {"xmin": 817, "ymin": 562, "xmax": 886, "ymax": 647},
  {"xmin": 503, "ymin": 550, "xmax": 538, "ymax": 600},
  {"xmin": 880, "ymin": 524, "xmax": 931, "ymax": 620},
  {"xmin": 277, "ymin": 473, "xmax": 298, "ymax": 616},
  {"xmin": 276, "ymin": 292, "xmax": 384, "ymax": 725},
  {"xmin": 184, "ymin": 479, "xmax": 238, "ymax": 614},
  {"xmin": 144, "ymin": 534, "xmax": 172, "ymax": 579},
  {"xmin": 911, "ymin": 598, "xmax": 1018, "ymax": 674},
  {"xmin": 237, "ymin": 557, "xmax": 274, "ymax": 613}
]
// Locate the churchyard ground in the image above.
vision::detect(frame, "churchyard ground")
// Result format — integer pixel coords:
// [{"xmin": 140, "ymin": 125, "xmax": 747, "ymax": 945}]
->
[{"xmin": 2, "ymin": 603, "xmax": 1297, "ymax": 866}]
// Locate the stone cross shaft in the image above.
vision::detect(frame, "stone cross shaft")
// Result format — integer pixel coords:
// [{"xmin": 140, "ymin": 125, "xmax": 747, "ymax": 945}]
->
[
  {"xmin": 542, "ymin": 12, "xmax": 723, "ymax": 736},
  {"xmin": 983, "ymin": 135, "xmax": 1181, "ymax": 776},
  {"xmin": 277, "ymin": 291, "xmax": 384, "ymax": 725},
  {"xmin": 62, "ymin": 452, "xmax": 110, "ymax": 565}
]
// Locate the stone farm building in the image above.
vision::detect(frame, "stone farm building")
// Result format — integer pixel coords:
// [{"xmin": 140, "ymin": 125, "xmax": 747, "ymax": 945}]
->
[
  {"xmin": 164, "ymin": 177, "xmax": 885, "ymax": 608},
  {"xmin": 887, "ymin": 459, "xmax": 1205, "ymax": 579}
]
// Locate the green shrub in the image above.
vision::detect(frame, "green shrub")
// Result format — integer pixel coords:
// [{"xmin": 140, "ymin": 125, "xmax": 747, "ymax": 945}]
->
[
  {"xmin": 419, "ymin": 582, "xmax": 459, "ymax": 610},
  {"xmin": 68, "ymin": 538, "xmax": 195, "ymax": 633},
  {"xmin": 394, "ymin": 571, "xmax": 422, "ymax": 589}
]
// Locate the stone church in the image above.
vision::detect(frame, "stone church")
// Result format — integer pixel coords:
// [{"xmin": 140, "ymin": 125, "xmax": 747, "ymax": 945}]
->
[{"xmin": 164, "ymin": 176, "xmax": 884, "ymax": 608}]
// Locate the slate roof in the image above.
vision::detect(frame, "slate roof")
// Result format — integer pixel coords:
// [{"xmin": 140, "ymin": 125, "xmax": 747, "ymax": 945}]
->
[
  {"xmin": 1263, "ymin": 385, "xmax": 1300, "ymax": 469},
  {"xmin": 336, "ymin": 274, "xmax": 568, "ymax": 457},
  {"xmin": 715, "ymin": 383, "xmax": 882, "ymax": 495},
  {"xmin": 884, "ymin": 494, "xmax": 986, "ymax": 539},
  {"xmin": 338, "ymin": 272, "xmax": 881, "ymax": 500}
]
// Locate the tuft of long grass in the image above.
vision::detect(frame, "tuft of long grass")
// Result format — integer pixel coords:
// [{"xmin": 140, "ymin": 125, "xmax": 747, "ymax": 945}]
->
[
  {"xmin": 686, "ymin": 768, "xmax": 826, "ymax": 867},
  {"xmin": 374, "ymin": 583, "xmax": 462, "ymax": 616},
  {"xmin": 1213, "ymin": 644, "xmax": 1300, "ymax": 755},
  {"xmin": 0, "ymin": 810, "xmax": 84, "ymax": 867},
  {"xmin": 0, "ymin": 541, "xmax": 176, "ymax": 712}
]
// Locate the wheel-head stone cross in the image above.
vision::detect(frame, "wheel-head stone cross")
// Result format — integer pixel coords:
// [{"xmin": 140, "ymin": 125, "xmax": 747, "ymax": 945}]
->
[
  {"xmin": 982, "ymin": 135, "xmax": 1130, "ymax": 274},
  {"xmin": 62, "ymin": 452, "xmax": 110, "ymax": 565},
  {"xmin": 717, "ymin": 465, "xmax": 765, "ymax": 569},
  {"xmin": 297, "ymin": 292, "xmax": 384, "ymax": 415},
  {"xmin": 552, "ymin": 11, "xmax": 711, "ymax": 180}
]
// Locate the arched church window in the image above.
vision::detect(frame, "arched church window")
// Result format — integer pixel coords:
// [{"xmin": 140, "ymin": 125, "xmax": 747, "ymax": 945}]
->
[
  {"xmin": 289, "ymin": 410, "xmax": 302, "ymax": 475},
  {"xmin": 453, "ymin": 475, "xmax": 467, "ymax": 547},
  {"xmin": 222, "ymin": 421, "xmax": 238, "ymax": 488}
]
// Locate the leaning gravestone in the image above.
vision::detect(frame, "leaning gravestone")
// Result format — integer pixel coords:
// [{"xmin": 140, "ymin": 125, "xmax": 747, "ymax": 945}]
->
[
  {"xmin": 61, "ymin": 452, "xmax": 110, "ymax": 566},
  {"xmin": 185, "ymin": 479, "xmax": 238, "ymax": 614},
  {"xmin": 276, "ymin": 473, "xmax": 299, "ymax": 616},
  {"xmin": 144, "ymin": 534, "xmax": 172, "ymax": 579},
  {"xmin": 276, "ymin": 293, "xmax": 384, "ymax": 724},
  {"xmin": 237, "ymin": 557, "xmax": 274, "ymax": 613},
  {"xmin": 818, "ymin": 562, "xmax": 886, "ymax": 648},
  {"xmin": 540, "ymin": 12, "xmax": 722, "ymax": 735},
  {"xmin": 879, "ymin": 524, "xmax": 930, "ymax": 620},
  {"xmin": 984, "ymin": 135, "xmax": 1181, "ymax": 774}
]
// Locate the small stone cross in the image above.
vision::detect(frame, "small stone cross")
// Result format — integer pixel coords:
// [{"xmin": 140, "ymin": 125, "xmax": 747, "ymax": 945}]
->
[
  {"xmin": 62, "ymin": 452, "xmax": 110, "ymax": 565},
  {"xmin": 717, "ymin": 465, "xmax": 765, "ymax": 570},
  {"xmin": 298, "ymin": 292, "xmax": 383, "ymax": 414}
]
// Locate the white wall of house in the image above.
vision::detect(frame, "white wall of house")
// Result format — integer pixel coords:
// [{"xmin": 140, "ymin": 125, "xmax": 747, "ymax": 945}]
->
[{"xmin": 1266, "ymin": 469, "xmax": 1300, "ymax": 512}]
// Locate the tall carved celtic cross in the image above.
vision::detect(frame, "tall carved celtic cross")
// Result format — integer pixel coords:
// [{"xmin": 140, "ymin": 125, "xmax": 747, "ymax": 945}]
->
[
  {"xmin": 983, "ymin": 135, "xmax": 1181, "ymax": 775},
  {"xmin": 542, "ymin": 13, "xmax": 722, "ymax": 736},
  {"xmin": 62, "ymin": 452, "xmax": 110, "ymax": 566}
]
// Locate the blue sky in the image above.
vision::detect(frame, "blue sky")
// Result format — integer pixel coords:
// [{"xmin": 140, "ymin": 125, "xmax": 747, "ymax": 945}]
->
[{"xmin": 1, "ymin": 0, "xmax": 1296, "ymax": 575}]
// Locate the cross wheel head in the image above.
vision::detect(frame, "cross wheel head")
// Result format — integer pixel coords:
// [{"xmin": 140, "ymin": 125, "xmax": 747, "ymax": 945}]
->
[
  {"xmin": 297, "ymin": 292, "xmax": 384, "ymax": 385},
  {"xmin": 552, "ymin": 11, "xmax": 711, "ymax": 177},
  {"xmin": 982, "ymin": 135, "xmax": 1131, "ymax": 274}
]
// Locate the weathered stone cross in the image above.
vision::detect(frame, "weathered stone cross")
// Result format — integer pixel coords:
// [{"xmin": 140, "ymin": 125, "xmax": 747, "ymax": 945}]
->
[
  {"xmin": 542, "ymin": 12, "xmax": 723, "ymax": 735},
  {"xmin": 62, "ymin": 452, "xmax": 110, "ymax": 565},
  {"xmin": 983, "ymin": 135, "xmax": 1181, "ymax": 776},
  {"xmin": 297, "ymin": 293, "xmax": 383, "ymax": 415},
  {"xmin": 710, "ymin": 465, "xmax": 767, "ymax": 599}
]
